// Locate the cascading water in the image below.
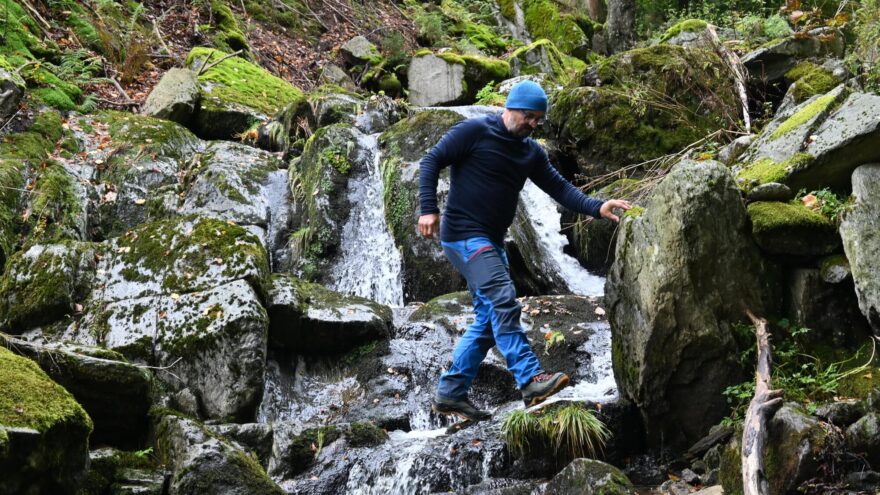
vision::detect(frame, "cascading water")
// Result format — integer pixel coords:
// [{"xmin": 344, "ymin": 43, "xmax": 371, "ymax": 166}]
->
[{"xmin": 327, "ymin": 133, "xmax": 405, "ymax": 307}]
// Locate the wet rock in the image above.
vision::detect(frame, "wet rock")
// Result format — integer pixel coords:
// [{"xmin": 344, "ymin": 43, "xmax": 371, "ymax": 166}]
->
[
  {"xmin": 840, "ymin": 164, "xmax": 880, "ymax": 335},
  {"xmin": 0, "ymin": 242, "xmax": 96, "ymax": 333},
  {"xmin": 154, "ymin": 412, "xmax": 284, "ymax": 495},
  {"xmin": 310, "ymin": 91, "xmax": 364, "ymax": 128},
  {"xmin": 544, "ymin": 458, "xmax": 634, "ymax": 495},
  {"xmin": 185, "ymin": 47, "xmax": 305, "ymax": 140},
  {"xmin": 82, "ymin": 447, "xmax": 165, "ymax": 495},
  {"xmin": 0, "ymin": 346, "xmax": 92, "ymax": 495},
  {"xmin": 815, "ymin": 399, "xmax": 868, "ymax": 427},
  {"xmin": 845, "ymin": 412, "xmax": 880, "ymax": 466},
  {"xmin": 378, "ymin": 110, "xmax": 467, "ymax": 302},
  {"xmin": 686, "ymin": 424, "xmax": 734, "ymax": 461},
  {"xmin": 1, "ymin": 335, "xmax": 153, "ymax": 449},
  {"xmin": 506, "ymin": 202, "xmax": 569, "ymax": 295},
  {"xmin": 622, "ymin": 454, "xmax": 665, "ymax": 485},
  {"xmin": 746, "ymin": 182, "xmax": 793, "ymax": 202},
  {"xmin": 266, "ymin": 274, "xmax": 391, "ymax": 355},
  {"xmin": 737, "ymin": 88, "xmax": 880, "ymax": 193},
  {"xmin": 209, "ymin": 423, "xmax": 274, "ymax": 469},
  {"xmin": 0, "ymin": 60, "xmax": 26, "ymax": 119},
  {"xmin": 463, "ymin": 478, "xmax": 542, "ymax": 494},
  {"xmin": 142, "ymin": 68, "xmax": 201, "ymax": 125},
  {"xmin": 607, "ymin": 159, "xmax": 779, "ymax": 449},
  {"xmin": 747, "ymin": 201, "xmax": 840, "ymax": 256},
  {"xmin": 718, "ymin": 134, "xmax": 754, "ymax": 165},
  {"xmin": 819, "ymin": 254, "xmax": 851, "ymax": 284},
  {"xmin": 408, "ymin": 53, "xmax": 467, "ymax": 106},
  {"xmin": 354, "ymin": 94, "xmax": 406, "ymax": 134},
  {"xmin": 549, "ymin": 45, "xmax": 740, "ymax": 178},
  {"xmin": 319, "ymin": 64, "xmax": 357, "ymax": 91},
  {"xmin": 846, "ymin": 470, "xmax": 880, "ymax": 492},
  {"xmin": 719, "ymin": 403, "xmax": 829, "ymax": 494},
  {"xmin": 341, "ymin": 36, "xmax": 382, "ymax": 67},
  {"xmin": 680, "ymin": 468, "xmax": 700, "ymax": 484},
  {"xmin": 658, "ymin": 479, "xmax": 691, "ymax": 495},
  {"xmin": 741, "ymin": 27, "xmax": 845, "ymax": 84},
  {"xmin": 786, "ymin": 268, "xmax": 871, "ymax": 347}
]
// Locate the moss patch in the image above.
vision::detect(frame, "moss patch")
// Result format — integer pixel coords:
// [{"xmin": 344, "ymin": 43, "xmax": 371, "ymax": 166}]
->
[
  {"xmin": 185, "ymin": 47, "xmax": 304, "ymax": 116},
  {"xmin": 770, "ymin": 92, "xmax": 838, "ymax": 141},
  {"xmin": 748, "ymin": 201, "xmax": 834, "ymax": 234},
  {"xmin": 347, "ymin": 421, "xmax": 388, "ymax": 447},
  {"xmin": 0, "ymin": 346, "xmax": 92, "ymax": 434},
  {"xmin": 783, "ymin": 62, "xmax": 840, "ymax": 104},
  {"xmin": 521, "ymin": 0, "xmax": 589, "ymax": 56},
  {"xmin": 736, "ymin": 153, "xmax": 814, "ymax": 189},
  {"xmin": 660, "ymin": 19, "xmax": 708, "ymax": 42},
  {"xmin": 509, "ymin": 39, "xmax": 585, "ymax": 85}
]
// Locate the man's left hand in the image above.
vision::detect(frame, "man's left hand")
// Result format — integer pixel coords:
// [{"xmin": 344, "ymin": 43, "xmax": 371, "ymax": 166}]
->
[{"xmin": 599, "ymin": 199, "xmax": 632, "ymax": 222}]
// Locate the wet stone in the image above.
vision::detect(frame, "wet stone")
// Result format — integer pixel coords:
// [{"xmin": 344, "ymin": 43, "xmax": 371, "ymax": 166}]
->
[{"xmin": 747, "ymin": 182, "xmax": 793, "ymax": 202}]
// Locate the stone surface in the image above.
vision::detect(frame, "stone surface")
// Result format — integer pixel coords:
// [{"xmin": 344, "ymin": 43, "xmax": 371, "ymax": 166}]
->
[
  {"xmin": 544, "ymin": 458, "xmax": 634, "ymax": 495},
  {"xmin": 718, "ymin": 134, "xmax": 753, "ymax": 165},
  {"xmin": 266, "ymin": 274, "xmax": 391, "ymax": 355},
  {"xmin": 142, "ymin": 68, "xmax": 201, "ymax": 124},
  {"xmin": 340, "ymin": 36, "xmax": 381, "ymax": 66},
  {"xmin": 1, "ymin": 335, "xmax": 153, "ymax": 449},
  {"xmin": 746, "ymin": 182, "xmax": 793, "ymax": 202},
  {"xmin": 845, "ymin": 412, "xmax": 880, "ymax": 466},
  {"xmin": 720, "ymin": 403, "xmax": 829, "ymax": 494},
  {"xmin": 154, "ymin": 413, "xmax": 284, "ymax": 495},
  {"xmin": 407, "ymin": 54, "xmax": 466, "ymax": 107},
  {"xmin": 607, "ymin": 159, "xmax": 779, "ymax": 449},
  {"xmin": 0, "ymin": 64, "xmax": 26, "ymax": 119},
  {"xmin": 786, "ymin": 268, "xmax": 871, "ymax": 347},
  {"xmin": 746, "ymin": 201, "xmax": 840, "ymax": 256},
  {"xmin": 319, "ymin": 64, "xmax": 356, "ymax": 91},
  {"xmin": 815, "ymin": 399, "xmax": 868, "ymax": 427},
  {"xmin": 840, "ymin": 165, "xmax": 880, "ymax": 335},
  {"xmin": 0, "ymin": 346, "xmax": 92, "ymax": 495},
  {"xmin": 741, "ymin": 27, "xmax": 845, "ymax": 84}
]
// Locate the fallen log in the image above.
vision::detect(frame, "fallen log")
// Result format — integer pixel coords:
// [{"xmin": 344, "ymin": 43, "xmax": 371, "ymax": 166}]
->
[{"xmin": 741, "ymin": 310, "xmax": 784, "ymax": 495}]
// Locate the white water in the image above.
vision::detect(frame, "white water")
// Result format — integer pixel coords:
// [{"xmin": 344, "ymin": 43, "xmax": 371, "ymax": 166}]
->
[
  {"xmin": 416, "ymin": 105, "xmax": 502, "ymax": 119},
  {"xmin": 520, "ymin": 181, "xmax": 605, "ymax": 297},
  {"xmin": 327, "ymin": 133, "xmax": 405, "ymax": 307}
]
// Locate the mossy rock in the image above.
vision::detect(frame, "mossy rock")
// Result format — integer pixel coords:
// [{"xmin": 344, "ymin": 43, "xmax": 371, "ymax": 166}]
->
[
  {"xmin": 346, "ymin": 421, "xmax": 388, "ymax": 448},
  {"xmin": 566, "ymin": 178, "xmax": 641, "ymax": 273},
  {"xmin": 0, "ymin": 242, "xmax": 96, "ymax": 333},
  {"xmin": 509, "ymin": 39, "xmax": 586, "ymax": 85},
  {"xmin": 660, "ymin": 19, "xmax": 709, "ymax": 43},
  {"xmin": 747, "ymin": 201, "xmax": 840, "ymax": 256},
  {"xmin": 545, "ymin": 458, "xmax": 634, "ymax": 494},
  {"xmin": 783, "ymin": 61, "xmax": 841, "ymax": 104},
  {"xmin": 266, "ymin": 274, "xmax": 391, "ymax": 355},
  {"xmin": 269, "ymin": 424, "xmax": 341, "ymax": 479},
  {"xmin": 378, "ymin": 110, "xmax": 468, "ymax": 303},
  {"xmin": 185, "ymin": 47, "xmax": 305, "ymax": 139},
  {"xmin": 288, "ymin": 123, "xmax": 361, "ymax": 281},
  {"xmin": 550, "ymin": 45, "xmax": 740, "ymax": 176},
  {"xmin": 521, "ymin": 0, "xmax": 590, "ymax": 58},
  {"xmin": 0, "ymin": 346, "xmax": 92, "ymax": 494}
]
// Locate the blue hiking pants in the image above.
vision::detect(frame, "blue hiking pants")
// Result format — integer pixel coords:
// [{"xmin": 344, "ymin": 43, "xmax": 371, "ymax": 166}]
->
[{"xmin": 436, "ymin": 237, "xmax": 543, "ymax": 399}]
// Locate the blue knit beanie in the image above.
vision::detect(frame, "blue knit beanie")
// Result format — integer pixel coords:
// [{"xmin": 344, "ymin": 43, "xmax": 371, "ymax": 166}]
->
[{"xmin": 505, "ymin": 80, "xmax": 548, "ymax": 112}]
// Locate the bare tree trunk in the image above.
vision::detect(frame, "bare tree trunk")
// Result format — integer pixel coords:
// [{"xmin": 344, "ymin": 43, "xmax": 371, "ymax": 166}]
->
[
  {"xmin": 741, "ymin": 311, "xmax": 784, "ymax": 495},
  {"xmin": 605, "ymin": 0, "xmax": 635, "ymax": 54},
  {"xmin": 586, "ymin": 0, "xmax": 606, "ymax": 22}
]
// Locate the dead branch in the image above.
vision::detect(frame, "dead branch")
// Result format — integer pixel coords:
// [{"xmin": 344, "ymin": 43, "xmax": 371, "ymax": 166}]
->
[
  {"xmin": 196, "ymin": 49, "xmax": 244, "ymax": 76},
  {"xmin": 108, "ymin": 75, "xmax": 136, "ymax": 105},
  {"xmin": 152, "ymin": 19, "xmax": 175, "ymax": 61},
  {"xmin": 706, "ymin": 25, "xmax": 751, "ymax": 133},
  {"xmin": 742, "ymin": 310, "xmax": 785, "ymax": 495},
  {"xmin": 20, "ymin": 0, "xmax": 51, "ymax": 32}
]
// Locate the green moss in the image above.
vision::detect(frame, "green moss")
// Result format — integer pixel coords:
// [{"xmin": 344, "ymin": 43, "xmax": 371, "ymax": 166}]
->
[
  {"xmin": 461, "ymin": 21, "xmax": 508, "ymax": 54},
  {"xmin": 208, "ymin": 0, "xmax": 250, "ymax": 53},
  {"xmin": 623, "ymin": 206, "xmax": 644, "ymax": 218},
  {"xmin": 98, "ymin": 111, "xmax": 200, "ymax": 160},
  {"xmin": 348, "ymin": 421, "xmax": 388, "ymax": 447},
  {"xmin": 434, "ymin": 51, "xmax": 466, "ymax": 66},
  {"xmin": 462, "ymin": 55, "xmax": 510, "ymax": 81},
  {"xmin": 660, "ymin": 19, "xmax": 708, "ymax": 42},
  {"xmin": 286, "ymin": 426, "xmax": 340, "ymax": 475},
  {"xmin": 783, "ymin": 62, "xmax": 839, "ymax": 103},
  {"xmin": 499, "ymin": 0, "xmax": 516, "ymax": 20},
  {"xmin": 186, "ymin": 47, "xmax": 304, "ymax": 116},
  {"xmin": 509, "ymin": 39, "xmax": 585, "ymax": 85},
  {"xmin": 521, "ymin": 0, "xmax": 589, "ymax": 55},
  {"xmin": 747, "ymin": 201, "xmax": 834, "ymax": 235},
  {"xmin": 770, "ymin": 92, "xmax": 838, "ymax": 140},
  {"xmin": 0, "ymin": 346, "xmax": 93, "ymax": 434},
  {"xmin": 409, "ymin": 291, "xmax": 471, "ymax": 321},
  {"xmin": 737, "ymin": 153, "xmax": 814, "ymax": 189}
]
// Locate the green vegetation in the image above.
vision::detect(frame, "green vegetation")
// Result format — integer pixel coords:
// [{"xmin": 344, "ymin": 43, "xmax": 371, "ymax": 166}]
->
[
  {"xmin": 502, "ymin": 404, "xmax": 610, "ymax": 460},
  {"xmin": 475, "ymin": 81, "xmax": 505, "ymax": 106},
  {"xmin": 348, "ymin": 421, "xmax": 388, "ymax": 447},
  {"xmin": 847, "ymin": 0, "xmax": 880, "ymax": 93},
  {"xmin": 520, "ymin": 0, "xmax": 590, "ymax": 56},
  {"xmin": 509, "ymin": 39, "xmax": 586, "ymax": 85},
  {"xmin": 795, "ymin": 187, "xmax": 850, "ymax": 223},
  {"xmin": 770, "ymin": 92, "xmax": 840, "ymax": 141},
  {"xmin": 724, "ymin": 320, "xmax": 877, "ymax": 423},
  {"xmin": 736, "ymin": 153, "xmax": 814, "ymax": 189},
  {"xmin": 747, "ymin": 201, "xmax": 834, "ymax": 236},
  {"xmin": 784, "ymin": 62, "xmax": 840, "ymax": 104},
  {"xmin": 659, "ymin": 18, "xmax": 708, "ymax": 42}
]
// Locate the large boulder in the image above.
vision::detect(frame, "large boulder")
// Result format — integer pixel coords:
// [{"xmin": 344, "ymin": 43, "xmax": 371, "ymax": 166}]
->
[
  {"xmin": 845, "ymin": 412, "xmax": 880, "ymax": 467},
  {"xmin": 185, "ymin": 47, "xmax": 305, "ymax": 139},
  {"xmin": 154, "ymin": 413, "xmax": 284, "ymax": 495},
  {"xmin": 266, "ymin": 274, "xmax": 391, "ymax": 355},
  {"xmin": 407, "ymin": 52, "xmax": 466, "ymax": 107},
  {"xmin": 508, "ymin": 39, "xmax": 586, "ymax": 85},
  {"xmin": 1, "ymin": 335, "xmax": 153, "ymax": 449},
  {"xmin": 141, "ymin": 68, "xmax": 201, "ymax": 125},
  {"xmin": 0, "ymin": 346, "xmax": 92, "ymax": 495},
  {"xmin": 741, "ymin": 27, "xmax": 845, "ymax": 85},
  {"xmin": 736, "ymin": 88, "xmax": 880, "ymax": 192},
  {"xmin": 548, "ymin": 45, "xmax": 741, "ymax": 177},
  {"xmin": 378, "ymin": 110, "xmax": 467, "ymax": 302},
  {"xmin": 506, "ymin": 201, "xmax": 569, "ymax": 296},
  {"xmin": 0, "ymin": 56, "xmax": 26, "ymax": 119},
  {"xmin": 606, "ymin": 159, "xmax": 779, "ymax": 448},
  {"xmin": 840, "ymin": 164, "xmax": 880, "ymax": 334},
  {"xmin": 719, "ymin": 403, "xmax": 831, "ymax": 494},
  {"xmin": 786, "ymin": 267, "xmax": 872, "ymax": 347}
]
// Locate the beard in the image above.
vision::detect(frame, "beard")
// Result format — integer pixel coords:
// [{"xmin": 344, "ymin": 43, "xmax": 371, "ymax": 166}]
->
[{"xmin": 506, "ymin": 122, "xmax": 534, "ymax": 137}]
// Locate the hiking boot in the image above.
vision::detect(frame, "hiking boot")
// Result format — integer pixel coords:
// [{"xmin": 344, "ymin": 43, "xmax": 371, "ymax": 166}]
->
[
  {"xmin": 432, "ymin": 395, "xmax": 492, "ymax": 422},
  {"xmin": 521, "ymin": 372, "xmax": 570, "ymax": 407}
]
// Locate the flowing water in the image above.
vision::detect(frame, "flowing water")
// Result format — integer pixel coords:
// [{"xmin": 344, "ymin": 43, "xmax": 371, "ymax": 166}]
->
[
  {"xmin": 326, "ymin": 133, "xmax": 405, "ymax": 307},
  {"xmin": 264, "ymin": 105, "xmax": 619, "ymax": 493}
]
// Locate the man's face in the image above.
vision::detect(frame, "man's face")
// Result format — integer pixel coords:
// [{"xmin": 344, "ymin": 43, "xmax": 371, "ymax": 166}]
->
[{"xmin": 505, "ymin": 109, "xmax": 546, "ymax": 137}]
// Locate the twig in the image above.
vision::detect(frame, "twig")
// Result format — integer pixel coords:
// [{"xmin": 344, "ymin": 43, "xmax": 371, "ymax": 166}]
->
[
  {"xmin": 108, "ymin": 75, "xmax": 135, "ymax": 104},
  {"xmin": 196, "ymin": 49, "xmax": 243, "ymax": 76},
  {"xmin": 152, "ymin": 19, "xmax": 175, "ymax": 61},
  {"xmin": 301, "ymin": 0, "xmax": 329, "ymax": 30},
  {"xmin": 15, "ymin": 60, "xmax": 38, "ymax": 75},
  {"xmin": 0, "ymin": 107, "xmax": 23, "ymax": 135},
  {"xmin": 95, "ymin": 97, "xmax": 140, "ymax": 107},
  {"xmin": 742, "ymin": 310, "xmax": 785, "ymax": 495},
  {"xmin": 20, "ymin": 0, "xmax": 51, "ymax": 31}
]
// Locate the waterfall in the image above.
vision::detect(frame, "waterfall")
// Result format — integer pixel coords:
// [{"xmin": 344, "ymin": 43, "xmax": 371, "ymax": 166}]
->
[
  {"xmin": 520, "ymin": 181, "xmax": 605, "ymax": 297},
  {"xmin": 327, "ymin": 133, "xmax": 405, "ymax": 307}
]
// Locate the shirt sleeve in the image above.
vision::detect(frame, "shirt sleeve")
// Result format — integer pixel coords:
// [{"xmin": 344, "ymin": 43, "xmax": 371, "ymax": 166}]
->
[
  {"xmin": 418, "ymin": 118, "xmax": 482, "ymax": 215},
  {"xmin": 528, "ymin": 147, "xmax": 604, "ymax": 219}
]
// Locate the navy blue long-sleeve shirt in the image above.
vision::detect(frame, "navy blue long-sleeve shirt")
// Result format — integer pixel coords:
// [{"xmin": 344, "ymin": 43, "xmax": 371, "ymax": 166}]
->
[{"xmin": 419, "ymin": 114, "xmax": 604, "ymax": 244}]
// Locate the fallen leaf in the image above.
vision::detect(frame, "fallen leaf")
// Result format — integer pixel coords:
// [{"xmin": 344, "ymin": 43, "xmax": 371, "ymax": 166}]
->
[
  {"xmin": 864, "ymin": 372, "xmax": 873, "ymax": 379},
  {"xmin": 470, "ymin": 439, "xmax": 482, "ymax": 446},
  {"xmin": 801, "ymin": 194, "xmax": 818, "ymax": 210}
]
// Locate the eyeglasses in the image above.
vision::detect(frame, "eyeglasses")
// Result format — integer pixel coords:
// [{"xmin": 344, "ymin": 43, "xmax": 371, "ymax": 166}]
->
[{"xmin": 518, "ymin": 109, "xmax": 546, "ymax": 125}]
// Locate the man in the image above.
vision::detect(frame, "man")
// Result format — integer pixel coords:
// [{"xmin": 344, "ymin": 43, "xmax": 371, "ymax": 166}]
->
[{"xmin": 417, "ymin": 80, "xmax": 631, "ymax": 422}]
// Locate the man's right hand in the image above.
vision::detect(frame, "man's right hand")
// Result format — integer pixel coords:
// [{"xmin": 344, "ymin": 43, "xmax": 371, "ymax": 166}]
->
[{"xmin": 418, "ymin": 213, "xmax": 440, "ymax": 238}]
